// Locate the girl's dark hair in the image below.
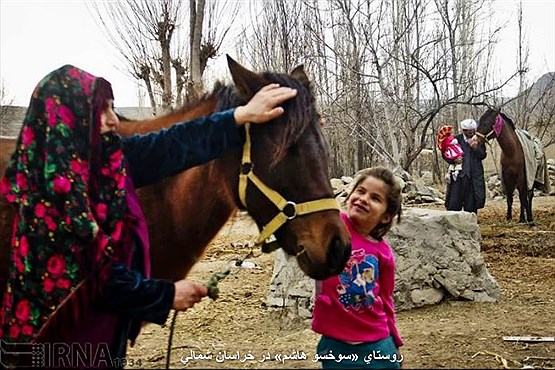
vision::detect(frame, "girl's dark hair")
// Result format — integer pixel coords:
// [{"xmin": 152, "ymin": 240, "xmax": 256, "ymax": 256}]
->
[{"xmin": 345, "ymin": 167, "xmax": 403, "ymax": 240}]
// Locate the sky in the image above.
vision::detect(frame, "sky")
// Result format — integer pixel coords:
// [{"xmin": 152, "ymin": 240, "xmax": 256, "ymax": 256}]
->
[{"xmin": 1, "ymin": 0, "xmax": 554, "ymax": 107}]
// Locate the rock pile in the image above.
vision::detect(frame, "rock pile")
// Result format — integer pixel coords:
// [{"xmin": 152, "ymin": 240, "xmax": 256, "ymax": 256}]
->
[
  {"xmin": 332, "ymin": 168, "xmax": 444, "ymax": 206},
  {"xmin": 333, "ymin": 161, "xmax": 555, "ymax": 206}
]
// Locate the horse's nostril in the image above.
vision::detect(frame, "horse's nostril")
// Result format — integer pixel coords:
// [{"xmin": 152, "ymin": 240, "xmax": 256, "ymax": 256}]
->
[
  {"xmin": 342, "ymin": 242, "xmax": 351, "ymax": 263},
  {"xmin": 327, "ymin": 236, "xmax": 351, "ymax": 272}
]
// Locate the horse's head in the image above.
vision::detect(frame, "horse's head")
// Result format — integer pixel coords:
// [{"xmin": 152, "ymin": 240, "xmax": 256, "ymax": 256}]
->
[
  {"xmin": 220, "ymin": 56, "xmax": 351, "ymax": 280},
  {"xmin": 476, "ymin": 107, "xmax": 501, "ymax": 144}
]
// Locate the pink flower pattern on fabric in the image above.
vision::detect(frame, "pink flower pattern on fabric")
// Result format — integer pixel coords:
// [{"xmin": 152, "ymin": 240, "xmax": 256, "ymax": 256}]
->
[
  {"xmin": 0, "ymin": 177, "xmax": 11, "ymax": 195},
  {"xmin": 34, "ymin": 203, "xmax": 47, "ymax": 218},
  {"xmin": 15, "ymin": 173, "xmax": 28, "ymax": 191},
  {"xmin": 45, "ymin": 97, "xmax": 58, "ymax": 127},
  {"xmin": 46, "ymin": 255, "xmax": 66, "ymax": 278},
  {"xmin": 21, "ymin": 126, "xmax": 35, "ymax": 147},
  {"xmin": 19, "ymin": 236, "xmax": 29, "ymax": 257},
  {"xmin": 15, "ymin": 300, "xmax": 30, "ymax": 323},
  {"xmin": 95, "ymin": 203, "xmax": 108, "ymax": 221},
  {"xmin": 80, "ymin": 71, "xmax": 95, "ymax": 96},
  {"xmin": 52, "ymin": 176, "xmax": 71, "ymax": 194},
  {"xmin": 57, "ymin": 104, "xmax": 75, "ymax": 128}
]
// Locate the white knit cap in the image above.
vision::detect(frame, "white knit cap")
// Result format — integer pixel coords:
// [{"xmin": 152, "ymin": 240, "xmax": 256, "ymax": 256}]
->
[{"xmin": 460, "ymin": 118, "xmax": 477, "ymax": 130}]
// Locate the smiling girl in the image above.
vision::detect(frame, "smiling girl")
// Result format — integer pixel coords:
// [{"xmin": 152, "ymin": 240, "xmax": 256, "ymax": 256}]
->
[{"xmin": 312, "ymin": 167, "xmax": 404, "ymax": 369}]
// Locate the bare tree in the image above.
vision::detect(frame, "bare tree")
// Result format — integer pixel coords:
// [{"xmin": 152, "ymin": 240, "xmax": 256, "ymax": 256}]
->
[
  {"xmin": 237, "ymin": 0, "xmax": 543, "ymax": 179},
  {"xmin": 495, "ymin": 1, "xmax": 554, "ymax": 148},
  {"xmin": 515, "ymin": 0, "xmax": 529, "ymax": 124},
  {"xmin": 187, "ymin": 0, "xmax": 205, "ymax": 101},
  {"xmin": 89, "ymin": 0, "xmax": 240, "ymax": 112},
  {"xmin": 504, "ymin": 73, "xmax": 555, "ymax": 147},
  {"xmin": 236, "ymin": 0, "xmax": 307, "ymax": 72},
  {"xmin": 530, "ymin": 75, "xmax": 555, "ymax": 147},
  {"xmin": 330, "ymin": 0, "xmax": 514, "ymax": 173},
  {"xmin": 531, "ymin": 76, "xmax": 555, "ymax": 147},
  {"xmin": 89, "ymin": 1, "xmax": 184, "ymax": 112},
  {"xmin": 186, "ymin": 0, "xmax": 240, "ymax": 102}
]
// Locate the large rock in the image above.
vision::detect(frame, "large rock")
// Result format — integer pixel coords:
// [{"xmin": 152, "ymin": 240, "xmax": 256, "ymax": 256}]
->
[{"xmin": 267, "ymin": 208, "xmax": 500, "ymax": 320}]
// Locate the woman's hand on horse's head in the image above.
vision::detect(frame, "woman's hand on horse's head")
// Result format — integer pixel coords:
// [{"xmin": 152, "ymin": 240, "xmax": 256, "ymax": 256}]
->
[
  {"xmin": 172, "ymin": 279, "xmax": 208, "ymax": 311},
  {"xmin": 234, "ymin": 83, "xmax": 297, "ymax": 126}
]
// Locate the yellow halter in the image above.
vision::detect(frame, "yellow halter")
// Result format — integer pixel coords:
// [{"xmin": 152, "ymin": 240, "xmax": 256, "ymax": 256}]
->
[
  {"xmin": 238, "ymin": 123, "xmax": 339, "ymax": 250},
  {"xmin": 474, "ymin": 130, "xmax": 496, "ymax": 142}
]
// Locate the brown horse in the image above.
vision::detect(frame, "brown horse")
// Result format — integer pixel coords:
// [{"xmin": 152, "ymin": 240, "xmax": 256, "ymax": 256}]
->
[
  {"xmin": 475, "ymin": 108, "xmax": 537, "ymax": 224},
  {"xmin": 0, "ymin": 57, "xmax": 351, "ymax": 297}
]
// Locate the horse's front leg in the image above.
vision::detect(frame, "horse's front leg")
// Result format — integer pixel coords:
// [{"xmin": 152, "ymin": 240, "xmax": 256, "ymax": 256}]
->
[{"xmin": 506, "ymin": 192, "xmax": 513, "ymax": 221}]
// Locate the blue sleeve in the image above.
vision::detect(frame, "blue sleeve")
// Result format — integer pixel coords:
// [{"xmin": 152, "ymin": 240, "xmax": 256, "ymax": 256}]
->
[
  {"xmin": 101, "ymin": 263, "xmax": 175, "ymax": 325},
  {"xmin": 122, "ymin": 109, "xmax": 243, "ymax": 188}
]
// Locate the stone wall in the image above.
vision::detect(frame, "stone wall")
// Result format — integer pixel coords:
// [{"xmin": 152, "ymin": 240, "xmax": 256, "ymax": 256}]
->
[{"xmin": 0, "ymin": 106, "xmax": 26, "ymax": 137}]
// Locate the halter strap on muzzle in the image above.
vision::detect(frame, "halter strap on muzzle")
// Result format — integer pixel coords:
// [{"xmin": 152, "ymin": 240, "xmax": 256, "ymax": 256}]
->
[
  {"xmin": 238, "ymin": 123, "xmax": 339, "ymax": 249},
  {"xmin": 475, "ymin": 114, "xmax": 503, "ymax": 142}
]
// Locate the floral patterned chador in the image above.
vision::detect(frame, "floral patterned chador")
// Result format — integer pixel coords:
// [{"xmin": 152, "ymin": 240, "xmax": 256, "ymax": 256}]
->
[{"xmin": 0, "ymin": 65, "xmax": 127, "ymax": 341}]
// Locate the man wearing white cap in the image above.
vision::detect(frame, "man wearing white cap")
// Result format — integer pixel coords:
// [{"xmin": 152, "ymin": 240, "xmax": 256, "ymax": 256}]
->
[{"xmin": 442, "ymin": 118, "xmax": 487, "ymax": 214}]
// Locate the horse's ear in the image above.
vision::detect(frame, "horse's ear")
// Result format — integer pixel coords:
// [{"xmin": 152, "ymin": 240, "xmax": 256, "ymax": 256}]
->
[
  {"xmin": 226, "ymin": 55, "xmax": 268, "ymax": 100},
  {"xmin": 290, "ymin": 65, "xmax": 310, "ymax": 87}
]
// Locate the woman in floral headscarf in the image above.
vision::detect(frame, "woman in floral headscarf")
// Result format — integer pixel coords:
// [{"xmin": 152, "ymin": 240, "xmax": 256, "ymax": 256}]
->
[{"xmin": 0, "ymin": 65, "xmax": 297, "ymax": 367}]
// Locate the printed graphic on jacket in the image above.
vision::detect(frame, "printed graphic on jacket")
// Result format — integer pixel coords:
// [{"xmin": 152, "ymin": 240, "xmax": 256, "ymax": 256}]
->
[{"xmin": 336, "ymin": 249, "xmax": 379, "ymax": 310}]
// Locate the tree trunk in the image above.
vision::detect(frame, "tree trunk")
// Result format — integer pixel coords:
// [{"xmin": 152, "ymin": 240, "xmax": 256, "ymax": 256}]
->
[{"xmin": 188, "ymin": 0, "xmax": 206, "ymax": 102}]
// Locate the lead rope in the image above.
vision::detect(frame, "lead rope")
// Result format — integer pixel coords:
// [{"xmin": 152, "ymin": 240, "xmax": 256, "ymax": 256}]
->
[
  {"xmin": 165, "ymin": 311, "xmax": 178, "ymax": 369},
  {"xmin": 488, "ymin": 141, "xmax": 501, "ymax": 184},
  {"xmin": 164, "ymin": 247, "xmax": 253, "ymax": 369},
  {"xmin": 474, "ymin": 132, "xmax": 502, "ymax": 191}
]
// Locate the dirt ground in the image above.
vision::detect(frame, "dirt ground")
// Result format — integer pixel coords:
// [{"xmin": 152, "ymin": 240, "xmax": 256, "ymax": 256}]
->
[{"xmin": 127, "ymin": 196, "xmax": 555, "ymax": 369}]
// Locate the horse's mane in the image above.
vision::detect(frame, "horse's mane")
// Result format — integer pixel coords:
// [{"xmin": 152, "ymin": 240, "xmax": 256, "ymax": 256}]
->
[
  {"xmin": 482, "ymin": 108, "xmax": 516, "ymax": 131},
  {"xmin": 214, "ymin": 72, "xmax": 317, "ymax": 167},
  {"xmin": 499, "ymin": 112, "xmax": 516, "ymax": 130},
  {"xmin": 117, "ymin": 72, "xmax": 316, "ymax": 167}
]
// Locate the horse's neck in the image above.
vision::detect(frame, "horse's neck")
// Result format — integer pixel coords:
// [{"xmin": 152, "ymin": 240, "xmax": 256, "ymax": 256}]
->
[
  {"xmin": 122, "ymin": 97, "xmax": 246, "ymax": 280},
  {"xmin": 496, "ymin": 121, "xmax": 521, "ymax": 158},
  {"xmin": 143, "ymin": 150, "xmax": 243, "ymax": 280},
  {"xmin": 118, "ymin": 100, "xmax": 218, "ymax": 136}
]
